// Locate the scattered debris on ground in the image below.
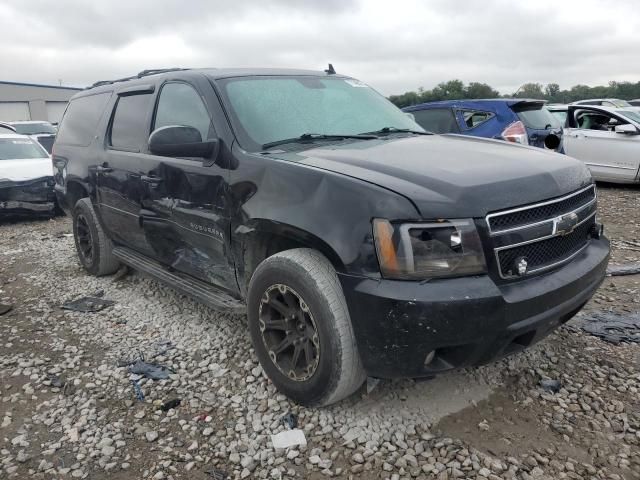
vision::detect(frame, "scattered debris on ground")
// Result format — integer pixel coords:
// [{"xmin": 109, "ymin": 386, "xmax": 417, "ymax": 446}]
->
[
  {"xmin": 569, "ymin": 310, "xmax": 640, "ymax": 344},
  {"xmin": 61, "ymin": 295, "xmax": 115, "ymax": 313}
]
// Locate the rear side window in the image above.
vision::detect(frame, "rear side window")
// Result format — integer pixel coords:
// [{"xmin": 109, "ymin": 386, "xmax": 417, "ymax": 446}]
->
[
  {"xmin": 56, "ymin": 92, "xmax": 111, "ymax": 146},
  {"xmin": 512, "ymin": 105, "xmax": 561, "ymax": 129},
  {"xmin": 110, "ymin": 94, "xmax": 153, "ymax": 151},
  {"xmin": 459, "ymin": 109, "xmax": 494, "ymax": 129},
  {"xmin": 411, "ymin": 108, "xmax": 460, "ymax": 134},
  {"xmin": 153, "ymin": 83, "xmax": 212, "ymax": 141}
]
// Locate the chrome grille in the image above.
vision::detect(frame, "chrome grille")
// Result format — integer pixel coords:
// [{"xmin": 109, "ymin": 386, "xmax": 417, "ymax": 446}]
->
[
  {"xmin": 487, "ymin": 185, "xmax": 596, "ymax": 233},
  {"xmin": 487, "ymin": 185, "xmax": 597, "ymax": 279}
]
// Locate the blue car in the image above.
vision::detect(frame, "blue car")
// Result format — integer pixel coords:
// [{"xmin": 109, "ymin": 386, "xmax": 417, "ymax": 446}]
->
[{"xmin": 403, "ymin": 99, "xmax": 563, "ymax": 151}]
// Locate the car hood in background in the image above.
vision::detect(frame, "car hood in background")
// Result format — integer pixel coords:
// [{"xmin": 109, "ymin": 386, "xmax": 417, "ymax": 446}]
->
[
  {"xmin": 0, "ymin": 158, "xmax": 53, "ymax": 183},
  {"xmin": 273, "ymin": 134, "xmax": 592, "ymax": 218}
]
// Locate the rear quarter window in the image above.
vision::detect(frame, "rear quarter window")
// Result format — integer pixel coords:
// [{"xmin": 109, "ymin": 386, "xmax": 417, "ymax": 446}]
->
[
  {"xmin": 411, "ymin": 108, "xmax": 460, "ymax": 134},
  {"xmin": 512, "ymin": 105, "xmax": 560, "ymax": 129},
  {"xmin": 56, "ymin": 92, "xmax": 111, "ymax": 146}
]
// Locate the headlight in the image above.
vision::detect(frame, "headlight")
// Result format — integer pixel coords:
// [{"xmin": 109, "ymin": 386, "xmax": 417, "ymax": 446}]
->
[{"xmin": 372, "ymin": 218, "xmax": 486, "ymax": 280}]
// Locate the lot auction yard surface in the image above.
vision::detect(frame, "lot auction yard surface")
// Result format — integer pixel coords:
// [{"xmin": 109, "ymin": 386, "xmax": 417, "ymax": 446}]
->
[{"xmin": 1, "ymin": 185, "xmax": 639, "ymax": 480}]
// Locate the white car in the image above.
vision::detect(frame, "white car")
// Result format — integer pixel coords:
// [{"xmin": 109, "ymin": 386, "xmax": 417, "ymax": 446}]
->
[
  {"xmin": 0, "ymin": 133, "xmax": 56, "ymax": 216},
  {"xmin": 8, "ymin": 120, "xmax": 57, "ymax": 153},
  {"xmin": 572, "ymin": 98, "xmax": 632, "ymax": 108},
  {"xmin": 563, "ymin": 105, "xmax": 640, "ymax": 183}
]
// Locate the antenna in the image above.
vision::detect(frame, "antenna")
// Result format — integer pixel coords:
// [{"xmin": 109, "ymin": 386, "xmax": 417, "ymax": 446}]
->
[{"xmin": 324, "ymin": 63, "xmax": 336, "ymax": 75}]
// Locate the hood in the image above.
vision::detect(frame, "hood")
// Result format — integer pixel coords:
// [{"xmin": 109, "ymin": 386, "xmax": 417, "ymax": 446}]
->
[
  {"xmin": 272, "ymin": 134, "xmax": 592, "ymax": 218},
  {"xmin": 0, "ymin": 158, "xmax": 53, "ymax": 183}
]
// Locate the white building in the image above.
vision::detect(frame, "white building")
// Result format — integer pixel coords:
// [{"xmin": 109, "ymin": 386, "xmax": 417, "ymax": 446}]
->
[{"xmin": 0, "ymin": 81, "xmax": 82, "ymax": 124}]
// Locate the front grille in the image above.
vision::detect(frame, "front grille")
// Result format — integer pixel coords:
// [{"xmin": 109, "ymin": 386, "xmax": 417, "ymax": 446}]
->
[
  {"xmin": 497, "ymin": 218, "xmax": 594, "ymax": 277},
  {"xmin": 488, "ymin": 185, "xmax": 596, "ymax": 232}
]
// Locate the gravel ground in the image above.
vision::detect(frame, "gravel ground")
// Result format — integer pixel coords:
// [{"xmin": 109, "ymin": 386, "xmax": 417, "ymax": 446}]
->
[{"xmin": 1, "ymin": 184, "xmax": 639, "ymax": 480}]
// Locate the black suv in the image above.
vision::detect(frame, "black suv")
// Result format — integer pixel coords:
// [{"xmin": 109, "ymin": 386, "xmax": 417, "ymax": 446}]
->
[{"xmin": 53, "ymin": 68, "xmax": 609, "ymax": 406}]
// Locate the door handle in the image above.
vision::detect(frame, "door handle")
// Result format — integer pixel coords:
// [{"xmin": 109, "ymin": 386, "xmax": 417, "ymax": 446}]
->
[
  {"xmin": 141, "ymin": 175, "xmax": 162, "ymax": 184},
  {"xmin": 96, "ymin": 165, "xmax": 113, "ymax": 173}
]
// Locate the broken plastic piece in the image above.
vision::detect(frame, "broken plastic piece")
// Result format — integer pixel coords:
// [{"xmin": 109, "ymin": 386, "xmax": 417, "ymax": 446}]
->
[
  {"xmin": 128, "ymin": 359, "xmax": 173, "ymax": 380},
  {"xmin": 539, "ymin": 378, "xmax": 561, "ymax": 393},
  {"xmin": 48, "ymin": 374, "xmax": 65, "ymax": 388},
  {"xmin": 271, "ymin": 428, "xmax": 307, "ymax": 449},
  {"xmin": 366, "ymin": 376, "xmax": 380, "ymax": 394},
  {"xmin": 569, "ymin": 311, "xmax": 640, "ymax": 344},
  {"xmin": 0, "ymin": 303, "xmax": 12, "ymax": 316},
  {"xmin": 131, "ymin": 379, "xmax": 145, "ymax": 401},
  {"xmin": 205, "ymin": 468, "xmax": 228, "ymax": 479},
  {"xmin": 607, "ymin": 263, "xmax": 640, "ymax": 277},
  {"xmin": 62, "ymin": 296, "xmax": 115, "ymax": 313},
  {"xmin": 280, "ymin": 412, "xmax": 298, "ymax": 429},
  {"xmin": 160, "ymin": 398, "xmax": 181, "ymax": 411}
]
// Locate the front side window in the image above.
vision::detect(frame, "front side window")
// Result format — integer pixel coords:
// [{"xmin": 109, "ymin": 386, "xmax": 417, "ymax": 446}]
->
[
  {"xmin": 153, "ymin": 83, "xmax": 213, "ymax": 141},
  {"xmin": 459, "ymin": 109, "xmax": 494, "ymax": 129},
  {"xmin": 0, "ymin": 138, "xmax": 48, "ymax": 160},
  {"xmin": 411, "ymin": 108, "xmax": 460, "ymax": 134},
  {"xmin": 110, "ymin": 94, "xmax": 153, "ymax": 151},
  {"xmin": 219, "ymin": 76, "xmax": 423, "ymax": 151}
]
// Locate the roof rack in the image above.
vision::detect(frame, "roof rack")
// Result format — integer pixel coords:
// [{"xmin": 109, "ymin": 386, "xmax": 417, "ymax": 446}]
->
[{"xmin": 87, "ymin": 68, "xmax": 190, "ymax": 89}]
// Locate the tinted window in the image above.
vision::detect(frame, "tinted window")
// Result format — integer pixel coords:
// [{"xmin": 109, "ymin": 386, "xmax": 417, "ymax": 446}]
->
[
  {"xmin": 220, "ymin": 77, "xmax": 422, "ymax": 151},
  {"xmin": 56, "ymin": 92, "xmax": 111, "ymax": 146},
  {"xmin": 110, "ymin": 94, "xmax": 153, "ymax": 151},
  {"xmin": 513, "ymin": 105, "xmax": 560, "ymax": 129},
  {"xmin": 411, "ymin": 108, "xmax": 459, "ymax": 134},
  {"xmin": 460, "ymin": 110, "xmax": 494, "ymax": 129},
  {"xmin": 153, "ymin": 83, "xmax": 212, "ymax": 141},
  {"xmin": 0, "ymin": 138, "xmax": 48, "ymax": 160},
  {"xmin": 550, "ymin": 110, "xmax": 567, "ymax": 124}
]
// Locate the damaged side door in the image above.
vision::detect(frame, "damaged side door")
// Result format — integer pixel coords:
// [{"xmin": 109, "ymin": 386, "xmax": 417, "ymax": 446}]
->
[{"xmin": 140, "ymin": 80, "xmax": 236, "ymax": 293}]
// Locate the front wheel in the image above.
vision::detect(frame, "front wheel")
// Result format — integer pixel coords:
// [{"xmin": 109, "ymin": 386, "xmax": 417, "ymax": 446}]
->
[{"xmin": 247, "ymin": 248, "xmax": 365, "ymax": 406}]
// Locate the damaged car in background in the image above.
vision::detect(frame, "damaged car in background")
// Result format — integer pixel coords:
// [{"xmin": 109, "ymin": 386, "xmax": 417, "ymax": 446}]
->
[
  {"xmin": 54, "ymin": 67, "xmax": 609, "ymax": 406},
  {"xmin": 0, "ymin": 133, "xmax": 56, "ymax": 217}
]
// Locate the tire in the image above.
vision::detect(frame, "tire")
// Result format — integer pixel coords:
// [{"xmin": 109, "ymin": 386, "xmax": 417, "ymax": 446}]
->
[
  {"xmin": 72, "ymin": 198, "xmax": 120, "ymax": 276},
  {"xmin": 247, "ymin": 248, "xmax": 365, "ymax": 406}
]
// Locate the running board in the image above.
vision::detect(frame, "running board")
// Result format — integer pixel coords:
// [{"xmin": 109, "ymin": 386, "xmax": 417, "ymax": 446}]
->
[{"xmin": 112, "ymin": 247, "xmax": 246, "ymax": 315}]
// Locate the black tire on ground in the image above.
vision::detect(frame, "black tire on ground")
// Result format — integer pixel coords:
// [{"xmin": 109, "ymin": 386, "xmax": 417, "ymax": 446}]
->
[
  {"xmin": 72, "ymin": 198, "xmax": 120, "ymax": 276},
  {"xmin": 247, "ymin": 248, "xmax": 366, "ymax": 406}
]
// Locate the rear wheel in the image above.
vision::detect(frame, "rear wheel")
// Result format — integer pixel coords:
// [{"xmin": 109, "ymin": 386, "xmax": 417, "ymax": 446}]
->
[
  {"xmin": 247, "ymin": 248, "xmax": 365, "ymax": 406},
  {"xmin": 72, "ymin": 198, "xmax": 120, "ymax": 276}
]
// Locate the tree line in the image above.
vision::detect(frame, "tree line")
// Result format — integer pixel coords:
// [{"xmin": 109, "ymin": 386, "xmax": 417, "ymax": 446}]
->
[{"xmin": 388, "ymin": 80, "xmax": 640, "ymax": 108}]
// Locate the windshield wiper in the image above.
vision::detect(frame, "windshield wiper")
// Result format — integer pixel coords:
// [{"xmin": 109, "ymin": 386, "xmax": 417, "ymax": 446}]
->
[
  {"xmin": 364, "ymin": 127, "xmax": 432, "ymax": 136},
  {"xmin": 262, "ymin": 133, "xmax": 378, "ymax": 150}
]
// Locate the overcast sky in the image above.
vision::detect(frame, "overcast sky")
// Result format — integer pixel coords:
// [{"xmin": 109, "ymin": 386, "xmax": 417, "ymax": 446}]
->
[{"xmin": 1, "ymin": 0, "xmax": 639, "ymax": 95}]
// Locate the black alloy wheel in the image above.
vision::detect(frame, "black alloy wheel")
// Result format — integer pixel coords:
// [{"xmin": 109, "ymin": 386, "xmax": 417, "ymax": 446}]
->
[{"xmin": 258, "ymin": 283, "xmax": 320, "ymax": 381}]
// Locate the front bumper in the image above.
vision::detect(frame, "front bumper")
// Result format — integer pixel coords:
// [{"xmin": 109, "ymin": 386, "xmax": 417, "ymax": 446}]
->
[
  {"xmin": 0, "ymin": 177, "xmax": 56, "ymax": 216},
  {"xmin": 339, "ymin": 237, "xmax": 609, "ymax": 379}
]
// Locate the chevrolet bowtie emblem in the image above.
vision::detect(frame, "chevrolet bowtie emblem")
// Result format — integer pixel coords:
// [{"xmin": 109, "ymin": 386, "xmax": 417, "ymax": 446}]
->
[{"xmin": 553, "ymin": 212, "xmax": 579, "ymax": 236}]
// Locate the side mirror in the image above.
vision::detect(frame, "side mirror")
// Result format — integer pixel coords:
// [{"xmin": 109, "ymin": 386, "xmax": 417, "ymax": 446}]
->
[
  {"xmin": 149, "ymin": 125, "xmax": 219, "ymax": 159},
  {"xmin": 614, "ymin": 124, "xmax": 638, "ymax": 135}
]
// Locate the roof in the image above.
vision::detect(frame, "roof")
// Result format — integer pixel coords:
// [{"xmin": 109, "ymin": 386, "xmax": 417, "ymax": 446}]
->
[
  {"xmin": 403, "ymin": 98, "xmax": 546, "ymax": 111},
  {"xmin": 0, "ymin": 80, "xmax": 82, "ymax": 91},
  {"xmin": 9, "ymin": 120, "xmax": 53, "ymax": 125},
  {"xmin": 80, "ymin": 67, "xmax": 345, "ymax": 96},
  {"xmin": 0, "ymin": 132, "xmax": 31, "ymax": 139}
]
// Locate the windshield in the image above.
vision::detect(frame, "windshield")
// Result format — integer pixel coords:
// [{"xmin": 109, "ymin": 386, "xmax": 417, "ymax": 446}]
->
[
  {"xmin": 549, "ymin": 110, "xmax": 567, "ymax": 124},
  {"xmin": 0, "ymin": 138, "xmax": 49, "ymax": 160},
  {"xmin": 219, "ymin": 76, "xmax": 424, "ymax": 151},
  {"xmin": 12, "ymin": 122, "xmax": 56, "ymax": 135},
  {"xmin": 513, "ymin": 105, "xmax": 561, "ymax": 129},
  {"xmin": 617, "ymin": 109, "xmax": 640, "ymax": 123}
]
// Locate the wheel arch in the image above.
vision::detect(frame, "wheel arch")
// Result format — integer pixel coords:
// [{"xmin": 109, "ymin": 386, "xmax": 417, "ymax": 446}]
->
[{"xmin": 235, "ymin": 219, "xmax": 345, "ymax": 297}]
